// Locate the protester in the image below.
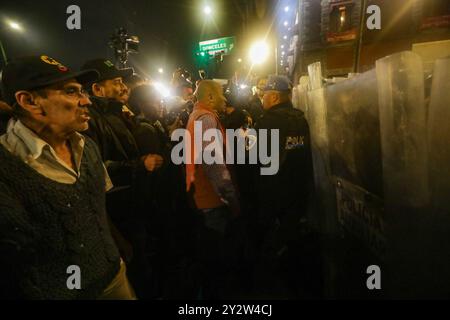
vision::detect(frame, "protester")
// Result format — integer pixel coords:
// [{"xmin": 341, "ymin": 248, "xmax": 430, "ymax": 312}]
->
[
  {"xmin": 247, "ymin": 77, "xmax": 267, "ymax": 125},
  {"xmin": 81, "ymin": 58, "xmax": 164, "ymax": 298},
  {"xmin": 185, "ymin": 80, "xmax": 240, "ymax": 299},
  {"xmin": 128, "ymin": 84, "xmax": 200, "ymax": 298},
  {"xmin": 0, "ymin": 55, "xmax": 135, "ymax": 299}
]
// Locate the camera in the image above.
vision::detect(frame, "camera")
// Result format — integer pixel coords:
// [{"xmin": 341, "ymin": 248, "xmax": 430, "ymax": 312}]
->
[
  {"xmin": 109, "ymin": 27, "xmax": 140, "ymax": 68},
  {"xmin": 172, "ymin": 67, "xmax": 193, "ymax": 87},
  {"xmin": 164, "ymin": 99, "xmax": 193, "ymax": 128}
]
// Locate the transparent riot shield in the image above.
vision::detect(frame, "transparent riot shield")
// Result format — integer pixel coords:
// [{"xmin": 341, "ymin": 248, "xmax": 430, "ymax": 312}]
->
[
  {"xmin": 325, "ymin": 69, "xmax": 385, "ymax": 298},
  {"xmin": 306, "ymin": 61, "xmax": 338, "ymax": 298},
  {"xmin": 427, "ymin": 56, "xmax": 450, "ymax": 297},
  {"xmin": 376, "ymin": 51, "xmax": 433, "ymax": 298},
  {"xmin": 428, "ymin": 57, "xmax": 450, "ymax": 209}
]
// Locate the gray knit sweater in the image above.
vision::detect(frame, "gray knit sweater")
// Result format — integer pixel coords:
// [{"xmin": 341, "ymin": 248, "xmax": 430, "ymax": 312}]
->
[{"xmin": 0, "ymin": 137, "xmax": 120, "ymax": 299}]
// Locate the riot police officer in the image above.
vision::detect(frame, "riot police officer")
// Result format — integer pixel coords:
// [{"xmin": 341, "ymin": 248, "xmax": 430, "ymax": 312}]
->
[{"xmin": 253, "ymin": 75, "xmax": 319, "ymax": 298}]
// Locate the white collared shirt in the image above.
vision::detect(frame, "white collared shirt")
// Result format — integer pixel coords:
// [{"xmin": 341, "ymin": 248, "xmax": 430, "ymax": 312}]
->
[{"xmin": 0, "ymin": 119, "xmax": 113, "ymax": 191}]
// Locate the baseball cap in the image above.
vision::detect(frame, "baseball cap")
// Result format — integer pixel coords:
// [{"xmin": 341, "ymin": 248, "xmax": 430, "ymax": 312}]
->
[
  {"xmin": 81, "ymin": 59, "xmax": 133, "ymax": 83},
  {"xmin": 0, "ymin": 55, "xmax": 99, "ymax": 105},
  {"xmin": 263, "ymin": 75, "xmax": 293, "ymax": 92}
]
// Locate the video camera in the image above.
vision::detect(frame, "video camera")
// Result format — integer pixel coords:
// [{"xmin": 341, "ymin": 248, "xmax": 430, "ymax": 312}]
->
[
  {"xmin": 164, "ymin": 98, "xmax": 193, "ymax": 129},
  {"xmin": 109, "ymin": 27, "xmax": 140, "ymax": 68}
]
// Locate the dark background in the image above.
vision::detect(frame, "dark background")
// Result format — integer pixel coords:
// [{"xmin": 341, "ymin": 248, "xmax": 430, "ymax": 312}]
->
[{"xmin": 0, "ymin": 0, "xmax": 246, "ymax": 79}]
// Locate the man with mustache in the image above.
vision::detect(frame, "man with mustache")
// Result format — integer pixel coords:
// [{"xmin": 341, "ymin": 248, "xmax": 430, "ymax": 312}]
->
[
  {"xmin": 81, "ymin": 59, "xmax": 163, "ymax": 298},
  {"xmin": 0, "ymin": 55, "xmax": 135, "ymax": 299}
]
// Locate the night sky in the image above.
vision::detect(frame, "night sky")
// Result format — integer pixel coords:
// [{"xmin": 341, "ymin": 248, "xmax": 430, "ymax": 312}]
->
[{"xmin": 0, "ymin": 0, "xmax": 244, "ymax": 80}]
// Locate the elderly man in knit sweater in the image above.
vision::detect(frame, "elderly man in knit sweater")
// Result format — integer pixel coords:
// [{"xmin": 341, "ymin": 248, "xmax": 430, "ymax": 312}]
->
[{"xmin": 0, "ymin": 55, "xmax": 135, "ymax": 299}]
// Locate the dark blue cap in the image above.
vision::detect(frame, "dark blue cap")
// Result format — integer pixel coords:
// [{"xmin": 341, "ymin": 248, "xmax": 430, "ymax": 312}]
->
[{"xmin": 263, "ymin": 75, "xmax": 292, "ymax": 92}]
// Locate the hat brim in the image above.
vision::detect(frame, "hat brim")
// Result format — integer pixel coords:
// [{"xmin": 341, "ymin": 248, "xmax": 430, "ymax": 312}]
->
[
  {"xmin": 262, "ymin": 86, "xmax": 291, "ymax": 92},
  {"xmin": 31, "ymin": 69, "xmax": 99, "ymax": 90},
  {"xmin": 4, "ymin": 69, "xmax": 99, "ymax": 105},
  {"xmin": 97, "ymin": 68, "xmax": 134, "ymax": 82},
  {"xmin": 73, "ymin": 69, "xmax": 100, "ymax": 85}
]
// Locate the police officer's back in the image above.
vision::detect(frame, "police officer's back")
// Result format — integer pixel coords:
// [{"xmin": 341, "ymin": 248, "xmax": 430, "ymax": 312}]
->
[
  {"xmin": 253, "ymin": 75, "xmax": 319, "ymax": 298},
  {"xmin": 255, "ymin": 75, "xmax": 314, "ymax": 220}
]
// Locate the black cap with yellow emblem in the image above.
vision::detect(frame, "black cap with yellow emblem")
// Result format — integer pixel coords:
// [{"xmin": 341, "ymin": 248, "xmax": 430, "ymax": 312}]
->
[{"xmin": 0, "ymin": 55, "xmax": 99, "ymax": 105}]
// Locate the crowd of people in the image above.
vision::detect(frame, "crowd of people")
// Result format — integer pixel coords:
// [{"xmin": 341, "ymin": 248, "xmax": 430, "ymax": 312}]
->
[{"xmin": 0, "ymin": 54, "xmax": 321, "ymax": 300}]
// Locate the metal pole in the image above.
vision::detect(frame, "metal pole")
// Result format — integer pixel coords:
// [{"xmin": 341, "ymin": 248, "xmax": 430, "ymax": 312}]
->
[
  {"xmin": 353, "ymin": 0, "xmax": 367, "ymax": 73},
  {"xmin": 275, "ymin": 46, "xmax": 278, "ymax": 75}
]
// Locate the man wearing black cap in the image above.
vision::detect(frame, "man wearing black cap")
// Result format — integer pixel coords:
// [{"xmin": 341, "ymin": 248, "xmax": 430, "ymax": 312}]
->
[
  {"xmin": 81, "ymin": 59, "xmax": 164, "ymax": 298},
  {"xmin": 80, "ymin": 58, "xmax": 164, "ymax": 180},
  {"xmin": 0, "ymin": 55, "xmax": 135, "ymax": 299},
  {"xmin": 253, "ymin": 75, "xmax": 317, "ymax": 298}
]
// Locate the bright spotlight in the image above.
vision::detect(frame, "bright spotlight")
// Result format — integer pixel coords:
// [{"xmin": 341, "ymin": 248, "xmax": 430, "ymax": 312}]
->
[
  {"xmin": 283, "ymin": 35, "xmax": 288, "ymax": 40},
  {"xmin": 204, "ymin": 6, "xmax": 212, "ymax": 15},
  {"xmin": 158, "ymin": 68, "xmax": 164, "ymax": 74},
  {"xmin": 237, "ymin": 58, "xmax": 242, "ymax": 63},
  {"xmin": 249, "ymin": 41, "xmax": 270, "ymax": 65},
  {"xmin": 154, "ymin": 82, "xmax": 171, "ymax": 98},
  {"xmin": 8, "ymin": 21, "xmax": 22, "ymax": 31},
  {"xmin": 284, "ymin": 21, "xmax": 288, "ymax": 27},
  {"xmin": 284, "ymin": 6, "xmax": 290, "ymax": 12}
]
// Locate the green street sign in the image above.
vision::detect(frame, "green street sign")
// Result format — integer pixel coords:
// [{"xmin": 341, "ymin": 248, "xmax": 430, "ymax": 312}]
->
[{"xmin": 199, "ymin": 36, "xmax": 236, "ymax": 56}]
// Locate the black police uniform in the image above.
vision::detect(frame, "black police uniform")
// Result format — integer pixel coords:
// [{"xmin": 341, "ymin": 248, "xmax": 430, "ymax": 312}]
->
[
  {"xmin": 255, "ymin": 100, "xmax": 313, "ymax": 223},
  {"xmin": 253, "ymin": 100, "xmax": 319, "ymax": 298}
]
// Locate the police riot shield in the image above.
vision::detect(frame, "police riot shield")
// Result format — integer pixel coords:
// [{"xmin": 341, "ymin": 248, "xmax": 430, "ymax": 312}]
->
[
  {"xmin": 307, "ymin": 51, "xmax": 450, "ymax": 298},
  {"xmin": 426, "ymin": 56, "xmax": 450, "ymax": 297},
  {"xmin": 324, "ymin": 69, "xmax": 385, "ymax": 298}
]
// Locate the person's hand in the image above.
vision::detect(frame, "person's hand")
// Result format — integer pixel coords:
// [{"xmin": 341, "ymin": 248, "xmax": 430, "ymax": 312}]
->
[{"xmin": 142, "ymin": 154, "xmax": 164, "ymax": 172}]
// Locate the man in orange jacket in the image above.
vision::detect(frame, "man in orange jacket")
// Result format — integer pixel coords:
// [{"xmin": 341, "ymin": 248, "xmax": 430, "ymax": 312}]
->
[{"xmin": 185, "ymin": 80, "xmax": 240, "ymax": 299}]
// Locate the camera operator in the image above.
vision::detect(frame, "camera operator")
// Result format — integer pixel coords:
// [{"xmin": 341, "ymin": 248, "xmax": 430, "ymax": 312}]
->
[
  {"xmin": 221, "ymin": 85, "xmax": 253, "ymax": 130},
  {"xmin": 164, "ymin": 74, "xmax": 194, "ymax": 131}
]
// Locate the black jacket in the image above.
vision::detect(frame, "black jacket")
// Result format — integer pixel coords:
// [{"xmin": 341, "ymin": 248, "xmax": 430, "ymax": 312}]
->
[
  {"xmin": 84, "ymin": 96, "xmax": 147, "ymax": 226},
  {"xmin": 255, "ymin": 101, "xmax": 314, "ymax": 216},
  {"xmin": 84, "ymin": 96, "xmax": 145, "ymax": 189}
]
